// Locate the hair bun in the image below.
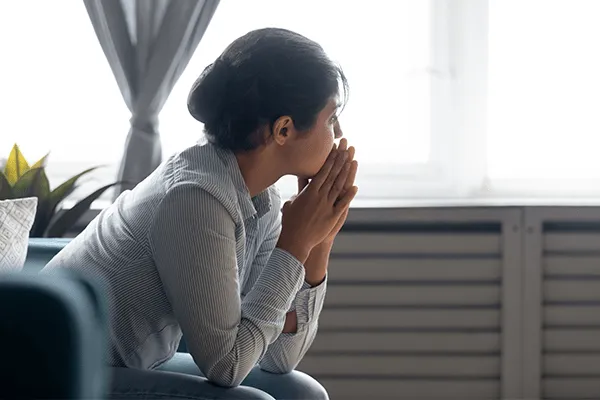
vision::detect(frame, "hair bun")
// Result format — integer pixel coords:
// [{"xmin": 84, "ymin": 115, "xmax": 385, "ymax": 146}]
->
[{"xmin": 187, "ymin": 61, "xmax": 227, "ymax": 124}]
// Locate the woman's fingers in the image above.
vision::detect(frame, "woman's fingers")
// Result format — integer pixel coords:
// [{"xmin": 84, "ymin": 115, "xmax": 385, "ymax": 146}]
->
[
  {"xmin": 335, "ymin": 185, "xmax": 358, "ymax": 212},
  {"xmin": 310, "ymin": 140, "xmax": 354, "ymax": 200},
  {"xmin": 321, "ymin": 149, "xmax": 348, "ymax": 194},
  {"xmin": 330, "ymin": 160, "xmax": 352, "ymax": 202},
  {"xmin": 310, "ymin": 145, "xmax": 338, "ymax": 189},
  {"xmin": 347, "ymin": 145, "xmax": 355, "ymax": 160},
  {"xmin": 342, "ymin": 146, "xmax": 357, "ymax": 190},
  {"xmin": 345, "ymin": 160, "xmax": 358, "ymax": 191}
]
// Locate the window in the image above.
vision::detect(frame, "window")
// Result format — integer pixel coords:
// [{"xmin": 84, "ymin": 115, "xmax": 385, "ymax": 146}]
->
[
  {"xmin": 5, "ymin": 0, "xmax": 600, "ymax": 205},
  {"xmin": 161, "ymin": 0, "xmax": 438, "ymax": 201},
  {"xmin": 0, "ymin": 0, "xmax": 125, "ymax": 193},
  {"xmin": 486, "ymin": 0, "xmax": 600, "ymax": 197}
]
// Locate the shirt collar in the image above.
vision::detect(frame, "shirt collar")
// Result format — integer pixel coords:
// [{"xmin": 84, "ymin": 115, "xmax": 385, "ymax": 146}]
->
[{"xmin": 213, "ymin": 145, "xmax": 272, "ymax": 221}]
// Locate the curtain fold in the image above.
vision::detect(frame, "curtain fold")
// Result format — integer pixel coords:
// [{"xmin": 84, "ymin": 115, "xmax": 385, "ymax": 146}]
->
[{"xmin": 83, "ymin": 0, "xmax": 220, "ymax": 196}]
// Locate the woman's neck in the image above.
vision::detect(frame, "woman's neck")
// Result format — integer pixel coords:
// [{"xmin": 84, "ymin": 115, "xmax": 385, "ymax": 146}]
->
[{"xmin": 235, "ymin": 148, "xmax": 283, "ymax": 197}]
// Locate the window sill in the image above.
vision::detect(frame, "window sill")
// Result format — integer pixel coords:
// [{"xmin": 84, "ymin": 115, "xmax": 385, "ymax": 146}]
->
[
  {"xmin": 84, "ymin": 196, "xmax": 600, "ymax": 213},
  {"xmin": 58, "ymin": 197, "xmax": 600, "ymax": 237}
]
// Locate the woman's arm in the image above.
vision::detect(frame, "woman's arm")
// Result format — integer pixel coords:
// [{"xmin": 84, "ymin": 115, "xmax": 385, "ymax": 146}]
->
[
  {"xmin": 258, "ymin": 241, "xmax": 330, "ymax": 373},
  {"xmin": 149, "ymin": 184, "xmax": 305, "ymax": 387}
]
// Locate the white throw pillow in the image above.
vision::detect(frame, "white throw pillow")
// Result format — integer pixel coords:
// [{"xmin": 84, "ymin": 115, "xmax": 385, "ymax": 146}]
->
[{"xmin": 0, "ymin": 197, "xmax": 37, "ymax": 272}]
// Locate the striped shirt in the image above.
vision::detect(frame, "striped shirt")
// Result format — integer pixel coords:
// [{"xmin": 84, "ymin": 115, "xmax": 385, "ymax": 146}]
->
[{"xmin": 42, "ymin": 142, "xmax": 326, "ymax": 387}]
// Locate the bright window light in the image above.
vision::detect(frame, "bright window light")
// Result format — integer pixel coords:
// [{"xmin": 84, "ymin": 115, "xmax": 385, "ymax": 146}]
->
[
  {"xmin": 487, "ymin": 0, "xmax": 600, "ymax": 182},
  {"xmin": 160, "ymin": 0, "xmax": 433, "ymax": 199},
  {"xmin": 0, "ymin": 0, "xmax": 127, "ymax": 188}
]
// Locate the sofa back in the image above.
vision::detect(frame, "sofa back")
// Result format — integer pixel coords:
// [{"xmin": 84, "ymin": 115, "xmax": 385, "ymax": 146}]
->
[{"xmin": 24, "ymin": 238, "xmax": 71, "ymax": 272}]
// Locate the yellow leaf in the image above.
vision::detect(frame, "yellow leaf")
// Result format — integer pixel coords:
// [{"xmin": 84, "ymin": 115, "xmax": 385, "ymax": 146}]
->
[
  {"xmin": 31, "ymin": 153, "xmax": 49, "ymax": 169},
  {"xmin": 4, "ymin": 144, "xmax": 30, "ymax": 185}
]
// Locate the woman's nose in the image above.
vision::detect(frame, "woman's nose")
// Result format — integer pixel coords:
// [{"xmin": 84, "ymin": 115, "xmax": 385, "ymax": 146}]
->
[{"xmin": 334, "ymin": 121, "xmax": 343, "ymax": 139}]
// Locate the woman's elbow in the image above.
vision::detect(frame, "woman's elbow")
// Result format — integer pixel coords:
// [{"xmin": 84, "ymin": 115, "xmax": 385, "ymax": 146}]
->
[
  {"xmin": 205, "ymin": 370, "xmax": 245, "ymax": 388},
  {"xmin": 261, "ymin": 365, "xmax": 295, "ymax": 375},
  {"xmin": 259, "ymin": 358, "xmax": 297, "ymax": 374},
  {"xmin": 195, "ymin": 354, "xmax": 248, "ymax": 388}
]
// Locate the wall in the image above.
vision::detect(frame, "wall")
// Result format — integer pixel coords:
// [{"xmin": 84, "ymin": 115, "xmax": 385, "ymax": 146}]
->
[{"xmin": 297, "ymin": 206, "xmax": 600, "ymax": 400}]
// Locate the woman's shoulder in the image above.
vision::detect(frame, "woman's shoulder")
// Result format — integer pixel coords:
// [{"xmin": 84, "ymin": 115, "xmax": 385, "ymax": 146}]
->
[{"xmin": 163, "ymin": 144, "xmax": 241, "ymax": 222}]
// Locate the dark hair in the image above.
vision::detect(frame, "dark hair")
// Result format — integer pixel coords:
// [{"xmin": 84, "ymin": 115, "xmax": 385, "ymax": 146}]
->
[{"xmin": 187, "ymin": 28, "xmax": 348, "ymax": 151}]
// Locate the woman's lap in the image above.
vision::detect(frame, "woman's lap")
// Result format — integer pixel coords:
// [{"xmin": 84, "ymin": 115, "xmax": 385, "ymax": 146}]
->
[
  {"xmin": 108, "ymin": 352, "xmax": 329, "ymax": 400},
  {"xmin": 108, "ymin": 365, "xmax": 272, "ymax": 400}
]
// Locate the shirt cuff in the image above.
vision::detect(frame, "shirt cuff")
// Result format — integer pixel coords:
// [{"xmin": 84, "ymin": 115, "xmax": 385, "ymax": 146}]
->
[
  {"xmin": 293, "ymin": 274, "xmax": 327, "ymax": 326},
  {"xmin": 244, "ymin": 247, "xmax": 306, "ymax": 321}
]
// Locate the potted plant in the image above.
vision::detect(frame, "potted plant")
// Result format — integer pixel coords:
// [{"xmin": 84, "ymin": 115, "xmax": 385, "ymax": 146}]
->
[{"xmin": 0, "ymin": 144, "xmax": 119, "ymax": 237}]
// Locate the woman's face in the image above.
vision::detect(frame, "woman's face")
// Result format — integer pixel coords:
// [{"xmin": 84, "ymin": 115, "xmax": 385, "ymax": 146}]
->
[{"xmin": 290, "ymin": 99, "xmax": 343, "ymax": 179}]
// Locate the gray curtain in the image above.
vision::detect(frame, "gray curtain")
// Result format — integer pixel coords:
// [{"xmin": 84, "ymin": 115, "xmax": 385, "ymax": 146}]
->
[{"xmin": 83, "ymin": 0, "xmax": 220, "ymax": 196}]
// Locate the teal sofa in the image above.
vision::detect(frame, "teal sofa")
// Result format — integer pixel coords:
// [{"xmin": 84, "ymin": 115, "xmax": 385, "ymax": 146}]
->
[{"xmin": 2, "ymin": 239, "xmax": 107, "ymax": 399}]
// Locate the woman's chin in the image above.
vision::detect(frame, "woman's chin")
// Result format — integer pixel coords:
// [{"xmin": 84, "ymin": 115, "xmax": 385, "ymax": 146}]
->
[
  {"xmin": 296, "ymin": 172, "xmax": 316, "ymax": 180},
  {"xmin": 296, "ymin": 163, "xmax": 324, "ymax": 180}
]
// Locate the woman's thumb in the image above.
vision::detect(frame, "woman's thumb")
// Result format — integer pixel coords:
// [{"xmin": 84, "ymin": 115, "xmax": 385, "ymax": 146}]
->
[
  {"xmin": 282, "ymin": 200, "xmax": 292, "ymax": 213},
  {"xmin": 298, "ymin": 177, "xmax": 309, "ymax": 193}
]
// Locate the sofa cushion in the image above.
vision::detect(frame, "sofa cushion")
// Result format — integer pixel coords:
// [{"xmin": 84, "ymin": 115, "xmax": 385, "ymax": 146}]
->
[{"xmin": 0, "ymin": 197, "xmax": 37, "ymax": 272}]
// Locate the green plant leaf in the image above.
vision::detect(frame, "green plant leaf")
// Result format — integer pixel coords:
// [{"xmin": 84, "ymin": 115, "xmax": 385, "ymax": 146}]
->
[
  {"xmin": 45, "ymin": 182, "xmax": 119, "ymax": 238},
  {"xmin": 30, "ymin": 184, "xmax": 53, "ymax": 237},
  {"xmin": 31, "ymin": 153, "xmax": 50, "ymax": 169},
  {"xmin": 11, "ymin": 167, "xmax": 50, "ymax": 200},
  {"xmin": 47, "ymin": 167, "xmax": 100, "ymax": 216},
  {"xmin": 4, "ymin": 144, "xmax": 31, "ymax": 185},
  {"xmin": 0, "ymin": 172, "xmax": 13, "ymax": 200}
]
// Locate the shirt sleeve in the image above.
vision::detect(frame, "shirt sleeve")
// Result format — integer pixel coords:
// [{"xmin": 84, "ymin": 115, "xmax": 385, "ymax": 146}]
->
[
  {"xmin": 259, "ymin": 279, "xmax": 327, "ymax": 373},
  {"xmin": 250, "ymin": 216, "xmax": 328, "ymax": 373},
  {"xmin": 148, "ymin": 184, "xmax": 305, "ymax": 387}
]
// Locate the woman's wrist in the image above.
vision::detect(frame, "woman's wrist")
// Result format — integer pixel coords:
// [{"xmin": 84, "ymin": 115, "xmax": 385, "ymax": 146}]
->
[
  {"xmin": 304, "ymin": 240, "xmax": 333, "ymax": 286},
  {"xmin": 305, "ymin": 271, "xmax": 326, "ymax": 287},
  {"xmin": 276, "ymin": 235, "xmax": 310, "ymax": 264}
]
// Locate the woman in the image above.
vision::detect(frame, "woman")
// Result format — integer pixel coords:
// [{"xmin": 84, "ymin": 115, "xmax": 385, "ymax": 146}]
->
[{"xmin": 43, "ymin": 27, "xmax": 358, "ymax": 400}]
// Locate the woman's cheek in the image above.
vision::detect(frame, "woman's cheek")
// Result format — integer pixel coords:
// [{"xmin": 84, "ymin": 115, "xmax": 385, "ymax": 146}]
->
[
  {"xmin": 305, "ymin": 128, "xmax": 334, "ymax": 177},
  {"xmin": 307, "ymin": 146, "xmax": 330, "ymax": 178},
  {"xmin": 316, "ymin": 136, "xmax": 334, "ymax": 171}
]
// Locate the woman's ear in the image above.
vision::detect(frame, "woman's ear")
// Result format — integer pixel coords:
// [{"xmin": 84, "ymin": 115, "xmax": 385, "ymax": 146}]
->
[{"xmin": 272, "ymin": 116, "xmax": 295, "ymax": 146}]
